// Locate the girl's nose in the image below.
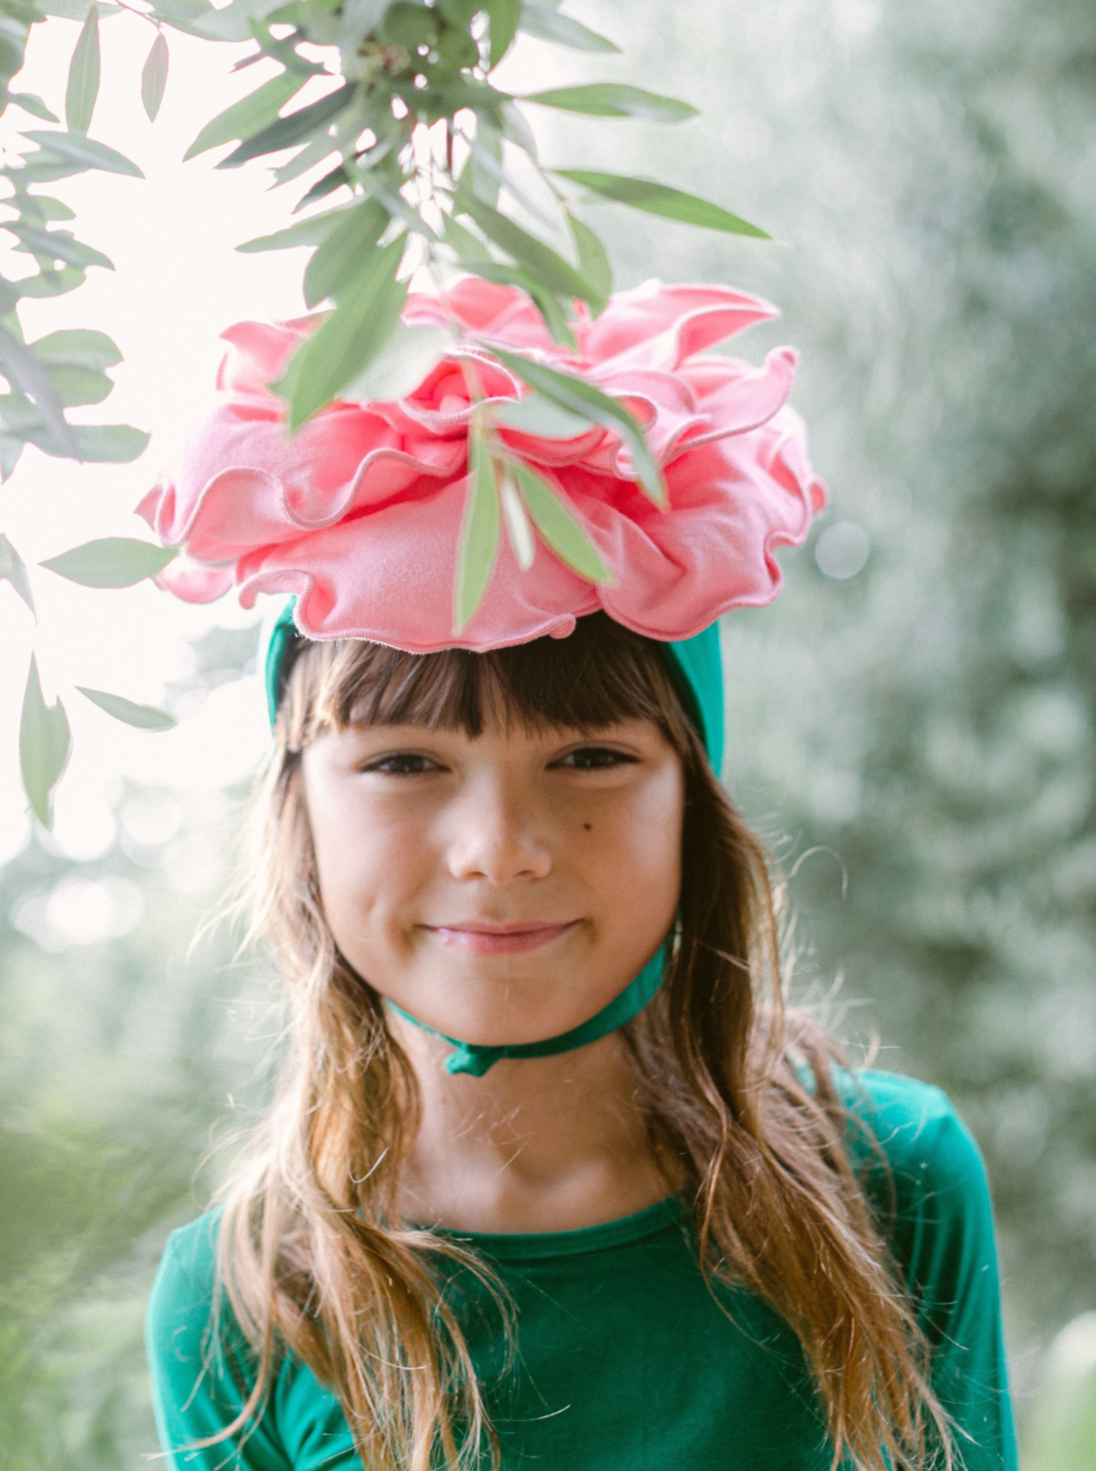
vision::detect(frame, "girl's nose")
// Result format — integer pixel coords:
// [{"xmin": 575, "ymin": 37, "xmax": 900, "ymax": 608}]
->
[{"xmin": 444, "ymin": 780, "xmax": 552, "ymax": 884}]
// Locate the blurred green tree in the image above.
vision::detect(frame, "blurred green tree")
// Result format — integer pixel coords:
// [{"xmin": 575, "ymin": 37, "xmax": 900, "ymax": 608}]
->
[
  {"xmin": 1023, "ymin": 1313, "xmax": 1096, "ymax": 1469},
  {"xmin": 0, "ymin": 627, "xmax": 270, "ymax": 1469}
]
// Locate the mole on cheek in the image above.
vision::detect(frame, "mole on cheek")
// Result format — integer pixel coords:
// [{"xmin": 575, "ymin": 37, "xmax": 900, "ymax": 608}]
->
[{"xmin": 583, "ymin": 822, "xmax": 593, "ymax": 832}]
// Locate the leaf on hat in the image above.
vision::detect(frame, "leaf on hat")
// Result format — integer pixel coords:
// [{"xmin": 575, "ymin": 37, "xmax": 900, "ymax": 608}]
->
[{"xmin": 454, "ymin": 423, "xmax": 501, "ymax": 631}]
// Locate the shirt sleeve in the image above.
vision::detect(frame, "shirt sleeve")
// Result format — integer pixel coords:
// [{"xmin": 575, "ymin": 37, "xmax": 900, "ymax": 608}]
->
[
  {"xmin": 854, "ymin": 1073, "xmax": 1019, "ymax": 1471},
  {"xmin": 146, "ymin": 1211, "xmax": 292, "ymax": 1471}
]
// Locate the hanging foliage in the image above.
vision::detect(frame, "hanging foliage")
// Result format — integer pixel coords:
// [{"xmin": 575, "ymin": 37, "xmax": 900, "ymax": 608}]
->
[{"xmin": 0, "ymin": 0, "xmax": 769, "ymax": 824}]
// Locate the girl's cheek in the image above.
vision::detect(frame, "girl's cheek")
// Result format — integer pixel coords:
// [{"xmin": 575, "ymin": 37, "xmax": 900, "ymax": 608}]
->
[{"xmin": 330, "ymin": 813, "xmax": 435, "ymax": 939}]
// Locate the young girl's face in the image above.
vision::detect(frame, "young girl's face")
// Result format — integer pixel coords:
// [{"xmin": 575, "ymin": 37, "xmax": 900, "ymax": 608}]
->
[{"xmin": 301, "ymin": 713, "xmax": 684, "ymax": 1049}]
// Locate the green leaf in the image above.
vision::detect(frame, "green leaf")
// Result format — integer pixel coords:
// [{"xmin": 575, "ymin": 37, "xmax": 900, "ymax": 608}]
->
[
  {"xmin": 183, "ymin": 3, "xmax": 256, "ymax": 40},
  {"xmin": 454, "ymin": 424, "xmax": 500, "ymax": 630},
  {"xmin": 65, "ymin": 0, "xmax": 100, "ymax": 133},
  {"xmin": 524, "ymin": 83, "xmax": 698, "ymax": 122},
  {"xmin": 519, "ymin": 5, "xmax": 619, "ymax": 52},
  {"xmin": 269, "ymin": 132, "xmax": 338, "ymax": 187},
  {"xmin": 489, "ymin": 345, "xmax": 666, "ymax": 506},
  {"xmin": 499, "ymin": 465, "xmax": 535, "ymax": 569},
  {"xmin": 41, "ymin": 0, "xmax": 121, "ymax": 17},
  {"xmin": 183, "ymin": 71, "xmax": 305, "ymax": 161},
  {"xmin": 342, "ymin": 322, "xmax": 451, "ymax": 403},
  {"xmin": 40, "ymin": 536, "xmax": 176, "ymax": 586},
  {"xmin": 237, "ymin": 208, "xmax": 346, "ymax": 254},
  {"xmin": 29, "ymin": 328, "xmax": 121, "ymax": 372},
  {"xmin": 12, "ymin": 195, "xmax": 76, "ymax": 223},
  {"xmin": 484, "ymin": 0, "xmax": 520, "ymax": 66},
  {"xmin": 569, "ymin": 213, "xmax": 611, "ymax": 312},
  {"xmin": 15, "ymin": 266, "xmax": 87, "ymax": 298},
  {"xmin": 339, "ymin": 0, "xmax": 392, "ymax": 47},
  {"xmin": 511, "ymin": 459, "xmax": 612, "ymax": 582},
  {"xmin": 467, "ymin": 116, "xmax": 503, "ymax": 210},
  {"xmin": 0, "ymin": 325, "xmax": 76, "ymax": 456},
  {"xmin": 217, "ymin": 82, "xmax": 355, "ymax": 169},
  {"xmin": 520, "ymin": 289, "xmax": 577, "ymax": 349},
  {"xmin": 380, "ymin": 1, "xmax": 437, "ymax": 49},
  {"xmin": 365, "ymin": 181, "xmax": 438, "ymax": 241},
  {"xmin": 21, "ymin": 130, "xmax": 144, "ymax": 177},
  {"xmin": 495, "ymin": 392, "xmax": 593, "ymax": 439},
  {"xmin": 8, "ymin": 93, "xmax": 59, "ymax": 123},
  {"xmin": 442, "ymin": 212, "xmax": 491, "ymax": 263},
  {"xmin": 468, "ymin": 135, "xmax": 552, "ymax": 227},
  {"xmin": 0, "ymin": 393, "xmax": 42, "ymax": 435},
  {"xmin": 140, "ymin": 31, "xmax": 169, "ymax": 122},
  {"xmin": 145, "ymin": 0, "xmax": 209, "ymax": 22},
  {"xmin": 0, "ymin": 435, "xmax": 24, "ymax": 480},
  {"xmin": 77, "ymin": 686, "xmax": 178, "ymax": 730},
  {"xmin": 23, "ymin": 422, "xmax": 150, "ymax": 461},
  {"xmin": 40, "ymin": 365, "xmax": 112, "ymax": 406},
  {"xmin": 0, "ymin": 532, "xmax": 35, "ymax": 614},
  {"xmin": 556, "ymin": 170, "xmax": 770, "ymax": 238},
  {"xmin": 459, "ymin": 194, "xmax": 597, "ymax": 306},
  {"xmin": 19, "ymin": 655, "xmax": 70, "ymax": 828},
  {"xmin": 277, "ymin": 235, "xmax": 408, "ymax": 428},
  {"xmin": 436, "ymin": 18, "xmax": 479, "ymax": 68},
  {"xmin": 10, "ymin": 158, "xmax": 86, "ymax": 185},
  {"xmin": 294, "ymin": 161, "xmax": 349, "ymax": 211},
  {"xmin": 499, "ymin": 98, "xmax": 537, "ymax": 160},
  {"xmin": 5, "ymin": 223, "xmax": 113, "ymax": 270},
  {"xmin": 465, "ymin": 259, "xmax": 577, "ymax": 347},
  {"xmin": 302, "ymin": 197, "xmax": 386, "ymax": 308}
]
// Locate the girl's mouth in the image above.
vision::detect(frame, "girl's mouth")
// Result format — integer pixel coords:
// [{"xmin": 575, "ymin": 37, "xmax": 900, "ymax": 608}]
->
[{"xmin": 426, "ymin": 920, "xmax": 582, "ymax": 955}]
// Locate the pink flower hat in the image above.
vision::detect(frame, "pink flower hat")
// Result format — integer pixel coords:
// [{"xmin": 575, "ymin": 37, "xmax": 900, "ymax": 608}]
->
[{"xmin": 138, "ymin": 277, "xmax": 826, "ymax": 653}]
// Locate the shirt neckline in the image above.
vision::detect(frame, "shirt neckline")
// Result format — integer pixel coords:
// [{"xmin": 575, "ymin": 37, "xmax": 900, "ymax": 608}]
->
[{"xmin": 433, "ymin": 1194, "xmax": 689, "ymax": 1263}]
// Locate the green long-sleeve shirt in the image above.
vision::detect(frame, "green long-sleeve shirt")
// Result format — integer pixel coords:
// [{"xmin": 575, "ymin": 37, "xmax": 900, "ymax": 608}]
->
[{"xmin": 146, "ymin": 1070, "xmax": 1017, "ymax": 1470}]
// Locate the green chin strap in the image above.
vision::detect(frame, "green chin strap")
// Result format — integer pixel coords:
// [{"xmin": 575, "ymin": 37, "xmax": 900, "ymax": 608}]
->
[
  {"xmin": 261, "ymin": 602, "xmax": 723, "ymax": 1075},
  {"xmin": 387, "ymin": 942, "xmax": 669, "ymax": 1077}
]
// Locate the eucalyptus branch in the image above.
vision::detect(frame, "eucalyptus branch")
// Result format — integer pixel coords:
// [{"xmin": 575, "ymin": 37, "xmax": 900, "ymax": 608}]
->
[{"xmin": 0, "ymin": 0, "xmax": 164, "ymax": 826}]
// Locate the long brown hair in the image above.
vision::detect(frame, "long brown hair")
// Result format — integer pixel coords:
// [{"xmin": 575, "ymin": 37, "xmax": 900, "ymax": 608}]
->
[{"xmin": 215, "ymin": 613, "xmax": 950, "ymax": 1471}]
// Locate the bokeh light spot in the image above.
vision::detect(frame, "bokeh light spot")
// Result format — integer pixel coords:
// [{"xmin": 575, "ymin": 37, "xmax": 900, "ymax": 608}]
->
[{"xmin": 815, "ymin": 521, "xmax": 870, "ymax": 580}]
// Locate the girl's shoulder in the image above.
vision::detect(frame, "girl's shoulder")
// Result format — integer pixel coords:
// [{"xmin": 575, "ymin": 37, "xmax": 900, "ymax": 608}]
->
[
  {"xmin": 834, "ymin": 1068, "xmax": 998, "ymax": 1285},
  {"xmin": 838, "ymin": 1067, "xmax": 988, "ymax": 1188},
  {"xmin": 148, "ymin": 1203, "xmax": 227, "ymax": 1339}
]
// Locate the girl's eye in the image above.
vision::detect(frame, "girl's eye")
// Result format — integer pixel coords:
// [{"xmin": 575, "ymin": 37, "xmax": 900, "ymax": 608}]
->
[
  {"xmin": 362, "ymin": 752, "xmax": 441, "ymax": 776},
  {"xmin": 555, "ymin": 746, "xmax": 636, "ymax": 771}
]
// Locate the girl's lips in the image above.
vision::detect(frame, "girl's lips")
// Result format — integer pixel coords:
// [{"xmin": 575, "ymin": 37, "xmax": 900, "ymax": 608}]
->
[{"xmin": 427, "ymin": 920, "xmax": 581, "ymax": 956}]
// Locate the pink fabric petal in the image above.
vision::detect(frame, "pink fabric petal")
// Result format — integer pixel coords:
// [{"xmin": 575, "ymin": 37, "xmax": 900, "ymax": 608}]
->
[
  {"xmin": 580, "ymin": 369, "xmax": 703, "ymax": 469},
  {"xmin": 442, "ymin": 277, "xmax": 560, "ymax": 351},
  {"xmin": 580, "ymin": 282, "xmax": 779, "ymax": 370},
  {"xmin": 217, "ymin": 319, "xmax": 311, "ymax": 398},
  {"xmin": 675, "ymin": 348, "xmax": 798, "ymax": 449},
  {"xmin": 154, "ymin": 555, "xmax": 234, "ymax": 604},
  {"xmin": 237, "ymin": 479, "xmax": 596, "ymax": 651},
  {"xmin": 497, "ymin": 422, "xmax": 607, "ymax": 468},
  {"xmin": 570, "ymin": 409, "xmax": 826, "ymax": 640}
]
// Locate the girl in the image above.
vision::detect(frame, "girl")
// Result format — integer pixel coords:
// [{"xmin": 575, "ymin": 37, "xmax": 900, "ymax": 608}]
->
[{"xmin": 143, "ymin": 281, "xmax": 1016, "ymax": 1471}]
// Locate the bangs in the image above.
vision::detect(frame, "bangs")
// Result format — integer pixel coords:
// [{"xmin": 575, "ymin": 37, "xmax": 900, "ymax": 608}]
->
[{"xmin": 279, "ymin": 613, "xmax": 698, "ymax": 753}]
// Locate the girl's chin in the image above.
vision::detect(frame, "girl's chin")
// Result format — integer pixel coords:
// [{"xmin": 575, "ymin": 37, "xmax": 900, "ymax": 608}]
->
[{"xmin": 384, "ymin": 974, "xmax": 624, "ymax": 1049}]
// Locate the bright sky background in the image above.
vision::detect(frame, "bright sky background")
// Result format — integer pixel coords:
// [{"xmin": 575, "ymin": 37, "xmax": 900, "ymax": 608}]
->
[{"xmin": 0, "ymin": 9, "xmax": 561, "ymax": 865}]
